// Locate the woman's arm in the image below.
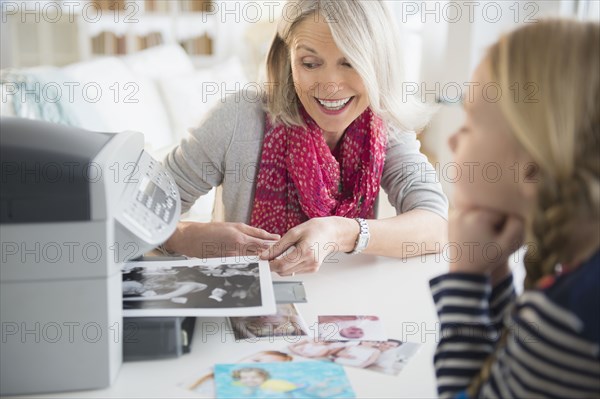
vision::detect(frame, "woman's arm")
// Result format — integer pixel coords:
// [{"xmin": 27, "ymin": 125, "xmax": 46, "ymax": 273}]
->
[
  {"xmin": 164, "ymin": 221, "xmax": 279, "ymax": 258},
  {"xmin": 380, "ymin": 128, "xmax": 449, "ymax": 224},
  {"xmin": 161, "ymin": 94, "xmax": 279, "ymax": 258},
  {"xmin": 263, "ymin": 210, "xmax": 447, "ymax": 275},
  {"xmin": 364, "ymin": 209, "xmax": 447, "ymax": 257}
]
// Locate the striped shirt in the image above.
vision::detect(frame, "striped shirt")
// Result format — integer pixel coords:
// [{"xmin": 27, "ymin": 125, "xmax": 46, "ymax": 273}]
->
[{"xmin": 430, "ymin": 251, "xmax": 600, "ymax": 398}]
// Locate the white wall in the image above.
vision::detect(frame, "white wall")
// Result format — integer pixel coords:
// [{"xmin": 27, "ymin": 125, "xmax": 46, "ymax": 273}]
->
[
  {"xmin": 416, "ymin": 0, "xmax": 576, "ymax": 203},
  {"xmin": 0, "ymin": 0, "xmax": 14, "ymax": 68}
]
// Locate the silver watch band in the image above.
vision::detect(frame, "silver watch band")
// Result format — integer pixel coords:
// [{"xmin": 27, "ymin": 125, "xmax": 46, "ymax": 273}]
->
[{"xmin": 349, "ymin": 218, "xmax": 370, "ymax": 255}]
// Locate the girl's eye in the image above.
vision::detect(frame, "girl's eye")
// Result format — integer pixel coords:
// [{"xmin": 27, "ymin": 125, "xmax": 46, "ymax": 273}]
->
[{"xmin": 342, "ymin": 62, "xmax": 353, "ymax": 68}]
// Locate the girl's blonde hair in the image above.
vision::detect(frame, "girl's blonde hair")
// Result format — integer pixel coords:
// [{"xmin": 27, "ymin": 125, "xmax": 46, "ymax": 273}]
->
[
  {"xmin": 487, "ymin": 19, "xmax": 599, "ymax": 290},
  {"xmin": 264, "ymin": 0, "xmax": 431, "ymax": 131},
  {"xmin": 468, "ymin": 19, "xmax": 599, "ymax": 396}
]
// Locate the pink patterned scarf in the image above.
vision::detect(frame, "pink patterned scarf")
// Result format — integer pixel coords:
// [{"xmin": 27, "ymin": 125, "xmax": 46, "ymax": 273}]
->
[{"xmin": 250, "ymin": 107, "xmax": 388, "ymax": 235}]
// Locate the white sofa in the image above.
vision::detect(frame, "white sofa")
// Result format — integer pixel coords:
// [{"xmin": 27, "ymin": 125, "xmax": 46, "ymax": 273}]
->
[{"xmin": 1, "ymin": 45, "xmax": 249, "ymax": 222}]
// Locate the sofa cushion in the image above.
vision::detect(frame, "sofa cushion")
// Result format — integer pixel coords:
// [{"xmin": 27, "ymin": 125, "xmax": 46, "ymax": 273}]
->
[
  {"xmin": 1, "ymin": 66, "xmax": 83, "ymax": 126},
  {"xmin": 122, "ymin": 44, "xmax": 195, "ymax": 80},
  {"xmin": 157, "ymin": 57, "xmax": 249, "ymax": 143},
  {"xmin": 62, "ymin": 57, "xmax": 173, "ymax": 152}
]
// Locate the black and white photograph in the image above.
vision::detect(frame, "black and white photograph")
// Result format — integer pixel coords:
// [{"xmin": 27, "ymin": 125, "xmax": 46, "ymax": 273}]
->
[{"xmin": 122, "ymin": 257, "xmax": 276, "ymax": 317}]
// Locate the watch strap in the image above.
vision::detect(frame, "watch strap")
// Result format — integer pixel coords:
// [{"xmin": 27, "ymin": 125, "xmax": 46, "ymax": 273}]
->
[{"xmin": 349, "ymin": 218, "xmax": 370, "ymax": 255}]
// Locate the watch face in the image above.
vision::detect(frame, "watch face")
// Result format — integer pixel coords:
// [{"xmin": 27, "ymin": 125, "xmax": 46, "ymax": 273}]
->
[{"xmin": 357, "ymin": 235, "xmax": 369, "ymax": 249}]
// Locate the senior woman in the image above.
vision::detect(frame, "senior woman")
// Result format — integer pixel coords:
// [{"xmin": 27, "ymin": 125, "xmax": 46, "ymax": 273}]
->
[{"xmin": 161, "ymin": 0, "xmax": 448, "ymax": 276}]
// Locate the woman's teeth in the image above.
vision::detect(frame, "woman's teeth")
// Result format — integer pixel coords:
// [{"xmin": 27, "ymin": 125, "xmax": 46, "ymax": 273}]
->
[{"xmin": 316, "ymin": 97, "xmax": 352, "ymax": 110}]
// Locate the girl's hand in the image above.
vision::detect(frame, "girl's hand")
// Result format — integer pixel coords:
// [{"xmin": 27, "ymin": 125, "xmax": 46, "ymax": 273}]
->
[
  {"xmin": 260, "ymin": 217, "xmax": 357, "ymax": 276},
  {"xmin": 164, "ymin": 221, "xmax": 280, "ymax": 258},
  {"xmin": 448, "ymin": 207, "xmax": 524, "ymax": 276}
]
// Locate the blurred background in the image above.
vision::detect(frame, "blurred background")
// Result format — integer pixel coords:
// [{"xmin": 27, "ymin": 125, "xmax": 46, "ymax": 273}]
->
[{"xmin": 1, "ymin": 0, "xmax": 599, "ymax": 219}]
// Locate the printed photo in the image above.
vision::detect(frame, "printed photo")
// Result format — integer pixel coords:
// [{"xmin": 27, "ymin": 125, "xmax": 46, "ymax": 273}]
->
[
  {"xmin": 214, "ymin": 361, "xmax": 355, "ymax": 398},
  {"xmin": 182, "ymin": 350, "xmax": 297, "ymax": 397},
  {"xmin": 288, "ymin": 338, "xmax": 421, "ymax": 375},
  {"xmin": 229, "ymin": 304, "xmax": 309, "ymax": 340},
  {"xmin": 122, "ymin": 257, "xmax": 275, "ymax": 317},
  {"xmin": 318, "ymin": 315, "xmax": 387, "ymax": 342},
  {"xmin": 362, "ymin": 339, "xmax": 422, "ymax": 376}
]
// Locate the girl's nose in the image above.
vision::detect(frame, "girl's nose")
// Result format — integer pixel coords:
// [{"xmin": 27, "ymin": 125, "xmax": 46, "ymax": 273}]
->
[{"xmin": 448, "ymin": 132, "xmax": 458, "ymax": 153}]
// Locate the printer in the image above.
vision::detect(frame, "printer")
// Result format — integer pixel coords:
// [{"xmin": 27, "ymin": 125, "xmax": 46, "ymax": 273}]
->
[{"xmin": 0, "ymin": 117, "xmax": 180, "ymax": 395}]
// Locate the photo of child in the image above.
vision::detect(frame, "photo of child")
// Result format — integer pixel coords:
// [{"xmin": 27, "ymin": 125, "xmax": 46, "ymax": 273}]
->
[
  {"xmin": 329, "ymin": 342, "xmax": 381, "ymax": 368},
  {"xmin": 230, "ymin": 367, "xmax": 297, "ymax": 396},
  {"xmin": 287, "ymin": 340, "xmax": 347, "ymax": 358},
  {"xmin": 182, "ymin": 350, "xmax": 294, "ymax": 396},
  {"xmin": 229, "ymin": 304, "xmax": 309, "ymax": 340},
  {"xmin": 288, "ymin": 338, "xmax": 421, "ymax": 376},
  {"xmin": 318, "ymin": 315, "xmax": 387, "ymax": 342},
  {"xmin": 356, "ymin": 340, "xmax": 421, "ymax": 375},
  {"xmin": 214, "ymin": 361, "xmax": 355, "ymax": 398}
]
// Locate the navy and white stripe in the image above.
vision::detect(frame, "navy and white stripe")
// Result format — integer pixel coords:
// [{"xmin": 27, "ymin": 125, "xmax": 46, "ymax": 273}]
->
[{"xmin": 430, "ymin": 252, "xmax": 600, "ymax": 398}]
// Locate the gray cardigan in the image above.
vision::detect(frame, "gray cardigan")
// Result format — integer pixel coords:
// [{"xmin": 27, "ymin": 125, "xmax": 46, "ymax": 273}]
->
[{"xmin": 163, "ymin": 94, "xmax": 448, "ymax": 223}]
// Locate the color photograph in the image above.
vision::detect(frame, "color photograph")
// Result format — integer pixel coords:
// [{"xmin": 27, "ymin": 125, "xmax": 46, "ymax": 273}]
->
[
  {"xmin": 214, "ymin": 361, "xmax": 355, "ymax": 398},
  {"xmin": 182, "ymin": 349, "xmax": 298, "ymax": 397},
  {"xmin": 288, "ymin": 338, "xmax": 421, "ymax": 375},
  {"xmin": 318, "ymin": 315, "xmax": 387, "ymax": 342},
  {"xmin": 229, "ymin": 304, "xmax": 309, "ymax": 341}
]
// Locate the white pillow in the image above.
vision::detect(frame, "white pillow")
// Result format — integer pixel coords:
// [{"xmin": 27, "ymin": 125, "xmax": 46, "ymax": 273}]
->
[
  {"xmin": 62, "ymin": 57, "xmax": 174, "ymax": 151},
  {"xmin": 122, "ymin": 44, "xmax": 195, "ymax": 80},
  {"xmin": 158, "ymin": 57, "xmax": 250, "ymax": 143}
]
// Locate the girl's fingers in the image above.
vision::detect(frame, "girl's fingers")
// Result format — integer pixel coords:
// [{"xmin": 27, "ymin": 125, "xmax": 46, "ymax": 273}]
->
[{"xmin": 498, "ymin": 215, "xmax": 525, "ymax": 252}]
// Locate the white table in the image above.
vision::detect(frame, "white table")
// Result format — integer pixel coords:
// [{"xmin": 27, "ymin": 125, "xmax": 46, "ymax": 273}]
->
[{"xmin": 24, "ymin": 253, "xmax": 450, "ymax": 398}]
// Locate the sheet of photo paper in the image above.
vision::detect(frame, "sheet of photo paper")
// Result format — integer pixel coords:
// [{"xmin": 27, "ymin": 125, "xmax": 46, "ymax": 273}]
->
[
  {"xmin": 214, "ymin": 361, "xmax": 356, "ymax": 399},
  {"xmin": 122, "ymin": 256, "xmax": 275, "ymax": 317},
  {"xmin": 273, "ymin": 281, "xmax": 307, "ymax": 304},
  {"xmin": 318, "ymin": 315, "xmax": 387, "ymax": 342},
  {"xmin": 229, "ymin": 304, "xmax": 309, "ymax": 341},
  {"xmin": 287, "ymin": 338, "xmax": 422, "ymax": 376},
  {"xmin": 179, "ymin": 348, "xmax": 314, "ymax": 397}
]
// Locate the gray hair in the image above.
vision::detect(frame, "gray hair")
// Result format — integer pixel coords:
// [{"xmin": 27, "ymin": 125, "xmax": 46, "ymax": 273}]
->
[{"xmin": 264, "ymin": 0, "xmax": 432, "ymax": 131}]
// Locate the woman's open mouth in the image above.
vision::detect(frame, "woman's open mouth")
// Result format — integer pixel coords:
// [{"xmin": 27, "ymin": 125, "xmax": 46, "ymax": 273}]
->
[{"xmin": 314, "ymin": 96, "xmax": 354, "ymax": 114}]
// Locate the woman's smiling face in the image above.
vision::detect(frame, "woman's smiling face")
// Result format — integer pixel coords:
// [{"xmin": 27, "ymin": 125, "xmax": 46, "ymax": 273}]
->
[{"xmin": 290, "ymin": 15, "xmax": 370, "ymax": 143}]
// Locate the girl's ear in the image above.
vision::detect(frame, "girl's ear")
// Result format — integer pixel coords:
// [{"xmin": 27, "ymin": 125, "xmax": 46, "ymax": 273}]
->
[{"xmin": 519, "ymin": 161, "xmax": 539, "ymax": 201}]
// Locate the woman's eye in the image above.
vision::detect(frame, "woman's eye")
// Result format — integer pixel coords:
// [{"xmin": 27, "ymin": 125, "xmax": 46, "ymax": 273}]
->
[
  {"xmin": 342, "ymin": 62, "xmax": 353, "ymax": 68},
  {"xmin": 303, "ymin": 62, "xmax": 319, "ymax": 69}
]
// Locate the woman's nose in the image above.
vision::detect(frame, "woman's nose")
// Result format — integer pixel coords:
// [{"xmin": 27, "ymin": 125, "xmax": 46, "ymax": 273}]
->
[{"xmin": 318, "ymin": 68, "xmax": 346, "ymax": 97}]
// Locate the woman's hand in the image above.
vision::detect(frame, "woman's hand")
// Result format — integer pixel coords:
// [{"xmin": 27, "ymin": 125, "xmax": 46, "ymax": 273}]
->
[
  {"xmin": 260, "ymin": 217, "xmax": 358, "ymax": 276},
  {"xmin": 164, "ymin": 221, "xmax": 280, "ymax": 258},
  {"xmin": 448, "ymin": 206, "xmax": 524, "ymax": 277}
]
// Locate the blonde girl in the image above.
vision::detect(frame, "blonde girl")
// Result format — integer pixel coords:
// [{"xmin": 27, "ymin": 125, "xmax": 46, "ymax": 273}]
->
[{"xmin": 431, "ymin": 19, "xmax": 599, "ymax": 398}]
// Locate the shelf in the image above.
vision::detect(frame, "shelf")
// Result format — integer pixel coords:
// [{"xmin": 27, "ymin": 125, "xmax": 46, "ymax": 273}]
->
[
  {"xmin": 5, "ymin": 0, "xmax": 219, "ymax": 67},
  {"xmin": 81, "ymin": 0, "xmax": 218, "ymax": 58}
]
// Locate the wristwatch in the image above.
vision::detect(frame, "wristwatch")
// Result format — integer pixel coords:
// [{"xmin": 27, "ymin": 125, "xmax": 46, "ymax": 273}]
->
[{"xmin": 349, "ymin": 218, "xmax": 370, "ymax": 255}]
